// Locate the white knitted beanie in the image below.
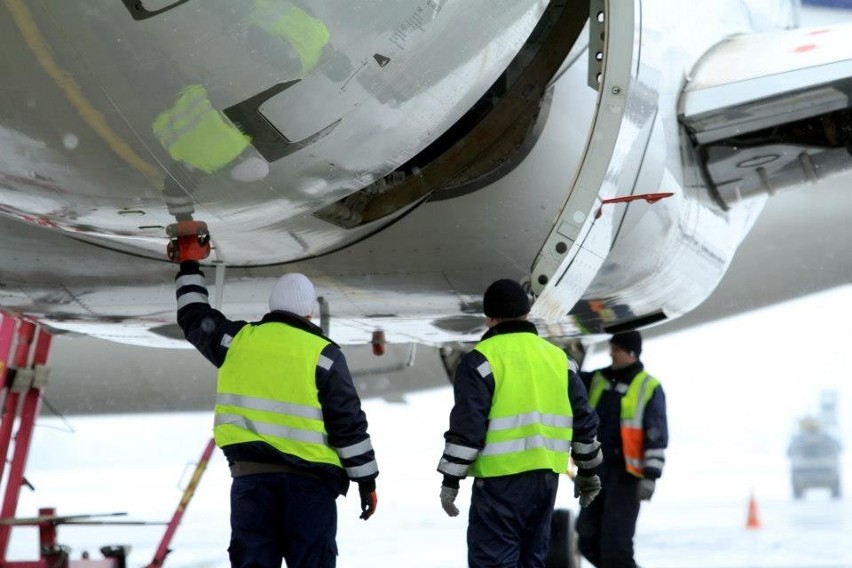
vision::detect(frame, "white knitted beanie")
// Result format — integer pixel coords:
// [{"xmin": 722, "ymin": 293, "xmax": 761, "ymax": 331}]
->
[{"xmin": 268, "ymin": 273, "xmax": 316, "ymax": 317}]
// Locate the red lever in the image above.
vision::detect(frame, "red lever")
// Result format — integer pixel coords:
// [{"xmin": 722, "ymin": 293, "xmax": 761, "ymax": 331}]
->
[
  {"xmin": 166, "ymin": 220, "xmax": 211, "ymax": 263},
  {"xmin": 594, "ymin": 192, "xmax": 674, "ymax": 219}
]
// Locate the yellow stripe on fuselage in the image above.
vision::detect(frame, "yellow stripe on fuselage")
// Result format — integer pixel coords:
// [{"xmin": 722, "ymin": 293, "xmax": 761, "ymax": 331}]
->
[{"xmin": 4, "ymin": 0, "xmax": 162, "ymax": 188}]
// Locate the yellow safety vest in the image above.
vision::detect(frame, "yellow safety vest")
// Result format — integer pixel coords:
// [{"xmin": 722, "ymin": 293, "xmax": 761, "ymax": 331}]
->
[
  {"xmin": 588, "ymin": 370, "xmax": 660, "ymax": 477},
  {"xmin": 214, "ymin": 323, "xmax": 342, "ymax": 468},
  {"xmin": 469, "ymin": 333, "xmax": 574, "ymax": 478},
  {"xmin": 152, "ymin": 84, "xmax": 250, "ymax": 173}
]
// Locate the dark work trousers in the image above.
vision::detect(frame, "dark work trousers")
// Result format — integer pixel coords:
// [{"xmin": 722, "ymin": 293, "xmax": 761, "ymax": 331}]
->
[
  {"xmin": 577, "ymin": 464, "xmax": 641, "ymax": 568},
  {"xmin": 229, "ymin": 472, "xmax": 338, "ymax": 568},
  {"xmin": 468, "ymin": 470, "xmax": 559, "ymax": 568}
]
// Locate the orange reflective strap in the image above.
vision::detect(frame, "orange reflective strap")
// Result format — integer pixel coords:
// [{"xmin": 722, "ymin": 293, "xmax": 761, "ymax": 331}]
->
[{"xmin": 621, "ymin": 425, "xmax": 644, "ymax": 477}]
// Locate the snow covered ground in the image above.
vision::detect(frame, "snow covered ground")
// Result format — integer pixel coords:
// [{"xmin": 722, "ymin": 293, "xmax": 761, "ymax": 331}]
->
[{"xmin": 6, "ymin": 285, "xmax": 852, "ymax": 567}]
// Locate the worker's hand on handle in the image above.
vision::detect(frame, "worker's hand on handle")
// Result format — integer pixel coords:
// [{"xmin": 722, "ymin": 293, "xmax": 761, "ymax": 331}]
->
[
  {"xmin": 439, "ymin": 485, "xmax": 460, "ymax": 517},
  {"xmin": 574, "ymin": 473, "xmax": 602, "ymax": 508},
  {"xmin": 637, "ymin": 478, "xmax": 656, "ymax": 501},
  {"xmin": 358, "ymin": 481, "xmax": 377, "ymax": 521}
]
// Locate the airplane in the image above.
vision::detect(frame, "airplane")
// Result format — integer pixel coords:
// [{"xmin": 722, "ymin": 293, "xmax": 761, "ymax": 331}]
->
[
  {"xmin": 2, "ymin": 2, "xmax": 852, "ymax": 566},
  {"xmin": 0, "ymin": 0, "xmax": 849, "ymax": 341},
  {"xmin": 1, "ymin": 0, "xmax": 851, "ymax": 380},
  {"xmin": 0, "ymin": 0, "xmax": 851, "ymax": 404}
]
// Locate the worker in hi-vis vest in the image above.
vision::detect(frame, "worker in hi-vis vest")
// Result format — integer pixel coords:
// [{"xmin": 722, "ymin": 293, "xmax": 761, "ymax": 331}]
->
[
  {"xmin": 175, "ymin": 260, "xmax": 378, "ymax": 568},
  {"xmin": 577, "ymin": 331, "xmax": 668, "ymax": 568},
  {"xmin": 437, "ymin": 279, "xmax": 603, "ymax": 568}
]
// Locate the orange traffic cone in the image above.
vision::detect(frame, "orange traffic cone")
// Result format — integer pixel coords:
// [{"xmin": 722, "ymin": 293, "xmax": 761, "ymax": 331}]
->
[{"xmin": 746, "ymin": 492, "xmax": 761, "ymax": 530}]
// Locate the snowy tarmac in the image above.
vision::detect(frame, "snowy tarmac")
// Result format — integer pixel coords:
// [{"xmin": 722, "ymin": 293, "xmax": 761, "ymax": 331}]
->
[{"xmin": 6, "ymin": 287, "xmax": 852, "ymax": 567}]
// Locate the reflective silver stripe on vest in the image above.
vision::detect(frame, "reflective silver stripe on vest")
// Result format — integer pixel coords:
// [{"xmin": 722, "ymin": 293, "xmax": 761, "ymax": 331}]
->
[
  {"xmin": 176, "ymin": 274, "xmax": 206, "ymax": 288},
  {"xmin": 438, "ymin": 458, "xmax": 470, "ymax": 477},
  {"xmin": 480, "ymin": 435, "xmax": 571, "ymax": 457},
  {"xmin": 221, "ymin": 334, "xmax": 233, "ymax": 348},
  {"xmin": 488, "ymin": 412, "xmax": 573, "ymax": 432},
  {"xmin": 625, "ymin": 456, "xmax": 643, "ymax": 469},
  {"xmin": 476, "ymin": 361, "xmax": 492, "ymax": 378},
  {"xmin": 217, "ymin": 393, "xmax": 323, "ymax": 421},
  {"xmin": 177, "ymin": 292, "xmax": 209, "ymax": 309},
  {"xmin": 317, "ymin": 355, "xmax": 333, "ymax": 370},
  {"xmin": 215, "ymin": 413, "xmax": 327, "ymax": 445},
  {"xmin": 345, "ymin": 460, "xmax": 378, "ymax": 478},
  {"xmin": 624, "ymin": 375, "xmax": 653, "ymax": 428},
  {"xmin": 336, "ymin": 438, "xmax": 373, "ymax": 459},
  {"xmin": 443, "ymin": 442, "xmax": 480, "ymax": 461}
]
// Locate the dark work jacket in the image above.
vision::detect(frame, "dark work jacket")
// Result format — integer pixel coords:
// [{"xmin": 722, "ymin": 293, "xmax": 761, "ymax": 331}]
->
[
  {"xmin": 175, "ymin": 261, "xmax": 377, "ymax": 495},
  {"xmin": 580, "ymin": 361, "xmax": 668, "ymax": 480},
  {"xmin": 441, "ymin": 321, "xmax": 601, "ymax": 485}
]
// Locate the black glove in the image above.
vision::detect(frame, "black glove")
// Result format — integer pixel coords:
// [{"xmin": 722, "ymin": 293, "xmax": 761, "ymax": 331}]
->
[{"xmin": 359, "ymin": 480, "xmax": 377, "ymax": 521}]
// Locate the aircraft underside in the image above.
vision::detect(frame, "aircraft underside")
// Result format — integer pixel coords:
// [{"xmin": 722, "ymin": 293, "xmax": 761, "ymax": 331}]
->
[{"xmin": 0, "ymin": 0, "xmax": 851, "ymax": 348}]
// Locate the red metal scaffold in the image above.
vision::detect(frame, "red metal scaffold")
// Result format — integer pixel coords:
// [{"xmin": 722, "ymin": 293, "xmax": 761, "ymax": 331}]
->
[
  {"xmin": 0, "ymin": 313, "xmax": 215, "ymax": 568},
  {"xmin": 0, "ymin": 315, "xmax": 69, "ymax": 568}
]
